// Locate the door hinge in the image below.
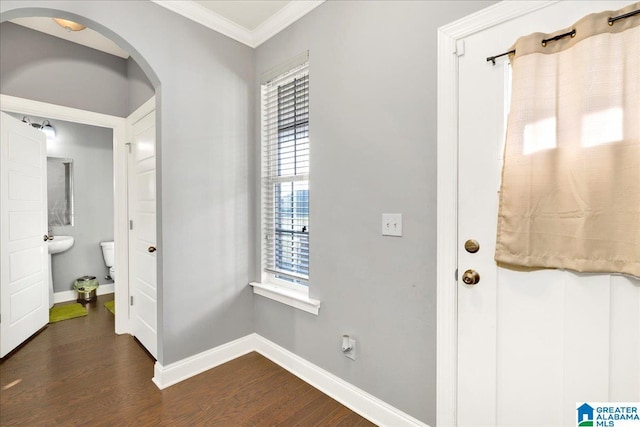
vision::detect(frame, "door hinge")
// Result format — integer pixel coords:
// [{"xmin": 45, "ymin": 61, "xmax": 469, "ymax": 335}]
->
[
  {"xmin": 129, "ymin": 220, "xmax": 133, "ymax": 230},
  {"xmin": 130, "ymin": 296, "xmax": 134, "ymax": 306},
  {"xmin": 455, "ymin": 268, "xmax": 458, "ymax": 281},
  {"xmin": 125, "ymin": 142, "xmax": 132, "ymax": 153},
  {"xmin": 455, "ymin": 39, "xmax": 465, "ymax": 57}
]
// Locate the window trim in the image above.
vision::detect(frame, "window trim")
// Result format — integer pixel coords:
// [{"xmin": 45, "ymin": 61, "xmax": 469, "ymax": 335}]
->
[
  {"xmin": 250, "ymin": 281, "xmax": 320, "ymax": 316},
  {"xmin": 252, "ymin": 52, "xmax": 319, "ymax": 315}
]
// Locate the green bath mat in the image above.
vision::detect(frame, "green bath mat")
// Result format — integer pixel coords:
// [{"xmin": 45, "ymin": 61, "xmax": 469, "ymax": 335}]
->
[
  {"xmin": 49, "ymin": 303, "xmax": 87, "ymax": 323},
  {"xmin": 104, "ymin": 300, "xmax": 115, "ymax": 315}
]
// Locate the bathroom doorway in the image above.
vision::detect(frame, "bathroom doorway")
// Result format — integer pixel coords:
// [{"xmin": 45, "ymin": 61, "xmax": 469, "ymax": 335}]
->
[
  {"xmin": 1, "ymin": 94, "xmax": 157, "ymax": 358},
  {"xmin": 0, "ymin": 10, "xmax": 160, "ymax": 355},
  {"xmin": 1, "ymin": 94, "xmax": 131, "ymax": 335}
]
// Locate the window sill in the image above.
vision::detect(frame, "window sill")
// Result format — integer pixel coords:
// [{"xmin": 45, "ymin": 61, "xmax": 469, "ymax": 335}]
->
[{"xmin": 250, "ymin": 282, "xmax": 320, "ymax": 315}]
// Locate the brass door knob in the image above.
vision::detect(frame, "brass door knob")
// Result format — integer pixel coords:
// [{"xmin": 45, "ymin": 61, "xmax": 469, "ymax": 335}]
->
[
  {"xmin": 148, "ymin": 246, "xmax": 156, "ymax": 253},
  {"xmin": 464, "ymin": 239, "xmax": 480, "ymax": 253},
  {"xmin": 44, "ymin": 235, "xmax": 49, "ymax": 241},
  {"xmin": 462, "ymin": 269, "xmax": 480, "ymax": 285}
]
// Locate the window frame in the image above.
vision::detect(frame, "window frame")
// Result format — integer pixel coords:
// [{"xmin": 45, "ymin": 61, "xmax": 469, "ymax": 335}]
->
[
  {"xmin": 252, "ymin": 53, "xmax": 319, "ymax": 315},
  {"xmin": 262, "ymin": 62, "xmax": 310, "ymax": 294}
]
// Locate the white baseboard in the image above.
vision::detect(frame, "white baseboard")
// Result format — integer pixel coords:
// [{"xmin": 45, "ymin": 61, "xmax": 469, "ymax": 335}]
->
[
  {"xmin": 152, "ymin": 334, "xmax": 255, "ymax": 390},
  {"xmin": 152, "ymin": 333, "xmax": 428, "ymax": 427},
  {"xmin": 253, "ymin": 335, "xmax": 428, "ymax": 427},
  {"xmin": 53, "ymin": 283, "xmax": 115, "ymax": 304}
]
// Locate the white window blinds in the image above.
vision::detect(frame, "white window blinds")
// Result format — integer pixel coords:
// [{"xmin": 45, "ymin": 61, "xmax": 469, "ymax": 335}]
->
[{"xmin": 262, "ymin": 61, "xmax": 309, "ymax": 283}]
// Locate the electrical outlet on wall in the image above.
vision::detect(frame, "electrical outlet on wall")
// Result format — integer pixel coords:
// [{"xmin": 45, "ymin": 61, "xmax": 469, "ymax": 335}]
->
[
  {"xmin": 344, "ymin": 340, "xmax": 356, "ymax": 360},
  {"xmin": 342, "ymin": 335, "xmax": 356, "ymax": 361},
  {"xmin": 382, "ymin": 213, "xmax": 402, "ymax": 237}
]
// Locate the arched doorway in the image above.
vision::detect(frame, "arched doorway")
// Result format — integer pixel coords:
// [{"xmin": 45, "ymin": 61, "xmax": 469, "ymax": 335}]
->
[{"xmin": 0, "ymin": 8, "xmax": 160, "ymax": 354}]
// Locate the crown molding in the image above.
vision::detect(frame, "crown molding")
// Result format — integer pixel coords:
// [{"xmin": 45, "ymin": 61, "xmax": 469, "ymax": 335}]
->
[
  {"xmin": 151, "ymin": 0, "xmax": 254, "ymax": 46},
  {"xmin": 151, "ymin": 0, "xmax": 325, "ymax": 48},
  {"xmin": 252, "ymin": 1, "xmax": 325, "ymax": 47}
]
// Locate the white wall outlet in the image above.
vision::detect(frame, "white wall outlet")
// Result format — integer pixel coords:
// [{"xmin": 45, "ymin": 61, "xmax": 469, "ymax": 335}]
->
[
  {"xmin": 343, "ymin": 338, "xmax": 356, "ymax": 360},
  {"xmin": 382, "ymin": 213, "xmax": 402, "ymax": 237}
]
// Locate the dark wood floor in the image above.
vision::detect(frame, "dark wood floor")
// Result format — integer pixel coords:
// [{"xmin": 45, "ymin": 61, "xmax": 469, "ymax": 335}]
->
[{"xmin": 0, "ymin": 295, "xmax": 375, "ymax": 426}]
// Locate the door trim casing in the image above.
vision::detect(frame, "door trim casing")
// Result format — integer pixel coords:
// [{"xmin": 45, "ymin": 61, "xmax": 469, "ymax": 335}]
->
[
  {"xmin": 0, "ymin": 94, "xmax": 130, "ymax": 334},
  {"xmin": 435, "ymin": 2, "xmax": 558, "ymax": 425}
]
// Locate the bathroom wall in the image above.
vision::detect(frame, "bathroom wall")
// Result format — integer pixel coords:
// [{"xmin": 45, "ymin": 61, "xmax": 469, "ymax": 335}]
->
[
  {"xmin": 0, "ymin": 21, "xmax": 153, "ymax": 118},
  {"xmin": 8, "ymin": 112, "xmax": 114, "ymax": 293}
]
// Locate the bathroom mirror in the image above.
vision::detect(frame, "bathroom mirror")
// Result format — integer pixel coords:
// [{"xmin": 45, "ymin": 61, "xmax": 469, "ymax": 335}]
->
[{"xmin": 47, "ymin": 157, "xmax": 74, "ymax": 227}]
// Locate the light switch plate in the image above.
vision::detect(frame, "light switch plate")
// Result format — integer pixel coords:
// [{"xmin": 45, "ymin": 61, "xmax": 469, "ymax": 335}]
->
[{"xmin": 382, "ymin": 213, "xmax": 402, "ymax": 237}]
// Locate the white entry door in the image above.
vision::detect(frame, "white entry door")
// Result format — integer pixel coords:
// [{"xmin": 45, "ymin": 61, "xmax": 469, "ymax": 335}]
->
[
  {"xmin": 457, "ymin": 2, "xmax": 640, "ymax": 426},
  {"xmin": 0, "ymin": 112, "xmax": 49, "ymax": 358},
  {"xmin": 128, "ymin": 109, "xmax": 157, "ymax": 358}
]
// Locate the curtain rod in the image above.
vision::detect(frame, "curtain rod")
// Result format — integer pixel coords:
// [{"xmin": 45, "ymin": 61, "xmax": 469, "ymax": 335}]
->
[{"xmin": 486, "ymin": 8, "xmax": 640, "ymax": 65}]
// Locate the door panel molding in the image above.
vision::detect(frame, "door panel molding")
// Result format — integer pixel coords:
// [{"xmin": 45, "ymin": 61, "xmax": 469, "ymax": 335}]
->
[
  {"xmin": 1, "ymin": 112, "xmax": 48, "ymax": 357},
  {"xmin": 437, "ymin": 1, "xmax": 640, "ymax": 424}
]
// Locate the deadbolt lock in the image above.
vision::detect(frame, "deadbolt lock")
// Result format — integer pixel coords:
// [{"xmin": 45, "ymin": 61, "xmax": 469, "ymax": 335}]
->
[
  {"xmin": 462, "ymin": 269, "xmax": 480, "ymax": 285},
  {"xmin": 464, "ymin": 239, "xmax": 480, "ymax": 253}
]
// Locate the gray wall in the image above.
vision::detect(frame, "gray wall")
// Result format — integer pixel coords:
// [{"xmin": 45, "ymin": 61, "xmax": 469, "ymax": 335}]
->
[
  {"xmin": 1, "ymin": 1, "xmax": 255, "ymax": 365},
  {"xmin": 47, "ymin": 118, "xmax": 114, "ymax": 293},
  {"xmin": 0, "ymin": 1, "xmax": 501, "ymax": 424},
  {"xmin": 0, "ymin": 21, "xmax": 154, "ymax": 117},
  {"xmin": 7, "ymin": 113, "xmax": 115, "ymax": 292},
  {"xmin": 127, "ymin": 57, "xmax": 155, "ymax": 115},
  {"xmin": 0, "ymin": 22, "xmax": 127, "ymax": 117},
  {"xmin": 254, "ymin": 1, "xmax": 494, "ymax": 424}
]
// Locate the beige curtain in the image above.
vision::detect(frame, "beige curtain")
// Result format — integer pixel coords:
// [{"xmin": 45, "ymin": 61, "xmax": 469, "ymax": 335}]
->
[{"xmin": 495, "ymin": 4, "xmax": 640, "ymax": 277}]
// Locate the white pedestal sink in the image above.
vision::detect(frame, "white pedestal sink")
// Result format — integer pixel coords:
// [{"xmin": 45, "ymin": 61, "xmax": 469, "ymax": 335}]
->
[{"xmin": 47, "ymin": 236, "xmax": 74, "ymax": 307}]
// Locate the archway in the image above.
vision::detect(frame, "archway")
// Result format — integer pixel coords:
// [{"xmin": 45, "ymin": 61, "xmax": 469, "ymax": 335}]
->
[{"xmin": 0, "ymin": 7, "xmax": 161, "ymax": 343}]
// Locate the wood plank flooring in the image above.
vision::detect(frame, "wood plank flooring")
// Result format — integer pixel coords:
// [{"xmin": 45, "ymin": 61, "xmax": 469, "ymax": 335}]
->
[{"xmin": 0, "ymin": 295, "xmax": 375, "ymax": 426}]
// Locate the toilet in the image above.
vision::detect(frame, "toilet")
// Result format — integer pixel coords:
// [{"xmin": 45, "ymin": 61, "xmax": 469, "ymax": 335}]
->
[{"xmin": 100, "ymin": 241, "xmax": 115, "ymax": 281}]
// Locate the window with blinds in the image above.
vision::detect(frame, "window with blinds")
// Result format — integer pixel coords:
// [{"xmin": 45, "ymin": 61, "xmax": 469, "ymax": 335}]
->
[{"xmin": 262, "ymin": 61, "xmax": 309, "ymax": 285}]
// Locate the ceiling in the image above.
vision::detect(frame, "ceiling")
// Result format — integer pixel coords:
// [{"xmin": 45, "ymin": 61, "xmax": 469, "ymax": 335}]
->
[
  {"xmin": 9, "ymin": 1, "xmax": 324, "ymax": 58},
  {"xmin": 194, "ymin": 0, "xmax": 290, "ymax": 31},
  {"xmin": 152, "ymin": 0, "xmax": 324, "ymax": 47}
]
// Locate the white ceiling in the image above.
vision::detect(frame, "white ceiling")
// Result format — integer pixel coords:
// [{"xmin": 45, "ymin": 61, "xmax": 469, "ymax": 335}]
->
[
  {"xmin": 195, "ymin": 0, "xmax": 290, "ymax": 31},
  {"xmin": 9, "ymin": 1, "xmax": 324, "ymax": 58},
  {"xmin": 152, "ymin": 0, "xmax": 324, "ymax": 47}
]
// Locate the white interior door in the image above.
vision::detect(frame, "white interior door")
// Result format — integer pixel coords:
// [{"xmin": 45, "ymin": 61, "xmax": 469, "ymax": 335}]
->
[
  {"xmin": 0, "ymin": 112, "xmax": 48, "ymax": 358},
  {"xmin": 128, "ymin": 110, "xmax": 157, "ymax": 358},
  {"xmin": 457, "ymin": 2, "xmax": 640, "ymax": 426}
]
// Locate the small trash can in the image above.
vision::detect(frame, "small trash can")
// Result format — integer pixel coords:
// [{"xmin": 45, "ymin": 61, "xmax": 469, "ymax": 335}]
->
[{"xmin": 74, "ymin": 276, "xmax": 99, "ymax": 303}]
